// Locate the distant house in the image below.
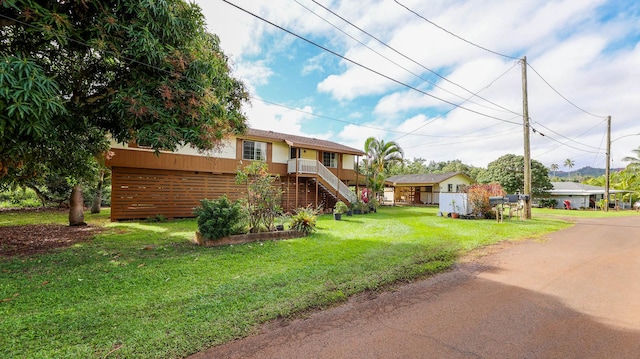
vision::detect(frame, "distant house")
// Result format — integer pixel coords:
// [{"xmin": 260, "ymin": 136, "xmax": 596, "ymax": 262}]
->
[
  {"xmin": 383, "ymin": 172, "xmax": 473, "ymax": 205},
  {"xmin": 546, "ymin": 182, "xmax": 630, "ymax": 209},
  {"xmin": 106, "ymin": 128, "xmax": 365, "ymax": 221}
]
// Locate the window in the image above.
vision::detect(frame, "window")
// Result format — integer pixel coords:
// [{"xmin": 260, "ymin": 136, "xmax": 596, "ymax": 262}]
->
[
  {"xmin": 243, "ymin": 140, "xmax": 267, "ymax": 161},
  {"xmin": 322, "ymin": 152, "xmax": 337, "ymax": 168},
  {"xmin": 448, "ymin": 184, "xmax": 454, "ymax": 192}
]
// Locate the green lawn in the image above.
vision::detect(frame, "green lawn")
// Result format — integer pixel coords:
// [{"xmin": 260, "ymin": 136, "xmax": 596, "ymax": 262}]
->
[{"xmin": 1, "ymin": 206, "xmax": 633, "ymax": 358}]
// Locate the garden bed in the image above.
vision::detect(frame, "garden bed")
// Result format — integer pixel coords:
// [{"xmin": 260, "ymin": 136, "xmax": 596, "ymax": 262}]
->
[{"xmin": 195, "ymin": 230, "xmax": 305, "ymax": 247}]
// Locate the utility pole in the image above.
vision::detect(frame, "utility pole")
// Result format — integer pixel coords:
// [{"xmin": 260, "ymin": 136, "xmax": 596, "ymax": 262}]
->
[
  {"xmin": 605, "ymin": 115, "xmax": 611, "ymax": 212},
  {"xmin": 522, "ymin": 56, "xmax": 532, "ymax": 219}
]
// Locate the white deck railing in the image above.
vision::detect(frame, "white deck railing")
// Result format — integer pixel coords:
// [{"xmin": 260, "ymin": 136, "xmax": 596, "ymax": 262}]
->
[{"xmin": 287, "ymin": 159, "xmax": 357, "ymax": 203}]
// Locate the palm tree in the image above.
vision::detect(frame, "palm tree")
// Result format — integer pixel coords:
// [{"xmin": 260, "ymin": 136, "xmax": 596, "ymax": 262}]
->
[
  {"xmin": 549, "ymin": 163, "xmax": 559, "ymax": 178},
  {"xmin": 622, "ymin": 146, "xmax": 640, "ymax": 173},
  {"xmin": 563, "ymin": 159, "xmax": 575, "ymax": 180},
  {"xmin": 363, "ymin": 137, "xmax": 404, "ymax": 196}
]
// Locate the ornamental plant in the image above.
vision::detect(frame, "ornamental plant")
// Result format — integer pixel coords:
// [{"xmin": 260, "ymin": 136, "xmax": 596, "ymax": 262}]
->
[
  {"xmin": 194, "ymin": 195, "xmax": 247, "ymax": 240},
  {"xmin": 333, "ymin": 200, "xmax": 348, "ymax": 214},
  {"xmin": 290, "ymin": 205, "xmax": 320, "ymax": 235},
  {"xmin": 463, "ymin": 183, "xmax": 505, "ymax": 218}
]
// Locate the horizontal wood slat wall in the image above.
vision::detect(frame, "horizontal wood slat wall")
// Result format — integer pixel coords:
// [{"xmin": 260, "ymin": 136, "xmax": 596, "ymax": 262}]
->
[{"xmin": 111, "ymin": 167, "xmax": 246, "ymax": 221}]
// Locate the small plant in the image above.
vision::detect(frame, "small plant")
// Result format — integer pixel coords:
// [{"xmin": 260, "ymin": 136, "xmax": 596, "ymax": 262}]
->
[
  {"xmin": 290, "ymin": 205, "xmax": 320, "ymax": 235},
  {"xmin": 333, "ymin": 201, "xmax": 348, "ymax": 214},
  {"xmin": 194, "ymin": 196, "xmax": 247, "ymax": 240},
  {"xmin": 145, "ymin": 214, "xmax": 168, "ymax": 223}
]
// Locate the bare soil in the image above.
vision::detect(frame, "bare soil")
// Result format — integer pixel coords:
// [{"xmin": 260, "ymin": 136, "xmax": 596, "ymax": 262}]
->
[{"xmin": 0, "ymin": 208, "xmax": 102, "ymax": 257}]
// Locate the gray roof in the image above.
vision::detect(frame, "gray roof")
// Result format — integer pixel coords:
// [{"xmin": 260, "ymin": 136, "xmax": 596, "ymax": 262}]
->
[
  {"xmin": 550, "ymin": 182, "xmax": 628, "ymax": 195},
  {"xmin": 385, "ymin": 172, "xmax": 471, "ymax": 185},
  {"xmin": 244, "ymin": 128, "xmax": 365, "ymax": 156}
]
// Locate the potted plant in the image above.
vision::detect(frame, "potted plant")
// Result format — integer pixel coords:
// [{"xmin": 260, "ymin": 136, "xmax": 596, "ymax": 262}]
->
[
  {"xmin": 450, "ymin": 198, "xmax": 460, "ymax": 218},
  {"xmin": 369, "ymin": 197, "xmax": 379, "ymax": 213},
  {"xmin": 346, "ymin": 202, "xmax": 354, "ymax": 216},
  {"xmin": 333, "ymin": 201, "xmax": 348, "ymax": 220},
  {"xmin": 353, "ymin": 201, "xmax": 363, "ymax": 215},
  {"xmin": 275, "ymin": 213, "xmax": 290, "ymax": 231}
]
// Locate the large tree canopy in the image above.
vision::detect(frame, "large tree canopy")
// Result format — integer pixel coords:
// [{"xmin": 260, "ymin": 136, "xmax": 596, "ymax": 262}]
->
[
  {"xmin": 477, "ymin": 154, "xmax": 552, "ymax": 196},
  {"xmin": 0, "ymin": 0, "xmax": 249, "ymax": 182},
  {"xmin": 0, "ymin": 0, "xmax": 249, "ymax": 223}
]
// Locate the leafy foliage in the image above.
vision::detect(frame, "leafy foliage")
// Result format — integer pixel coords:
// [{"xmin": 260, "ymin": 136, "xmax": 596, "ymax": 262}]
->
[
  {"xmin": 0, "ymin": 0, "xmax": 249, "ymax": 222},
  {"xmin": 194, "ymin": 196, "xmax": 246, "ymax": 240},
  {"xmin": 236, "ymin": 161, "xmax": 284, "ymax": 233},
  {"xmin": 478, "ymin": 154, "xmax": 552, "ymax": 196},
  {"xmin": 463, "ymin": 183, "xmax": 505, "ymax": 217},
  {"xmin": 290, "ymin": 206, "xmax": 320, "ymax": 235},
  {"xmin": 538, "ymin": 198, "xmax": 558, "ymax": 208},
  {"xmin": 333, "ymin": 200, "xmax": 348, "ymax": 214},
  {"xmin": 362, "ymin": 137, "xmax": 404, "ymax": 195}
]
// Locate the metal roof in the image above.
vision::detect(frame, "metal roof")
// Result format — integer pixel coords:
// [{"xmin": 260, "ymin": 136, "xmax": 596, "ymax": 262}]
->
[
  {"xmin": 549, "ymin": 182, "xmax": 628, "ymax": 195},
  {"xmin": 384, "ymin": 172, "xmax": 471, "ymax": 186},
  {"xmin": 243, "ymin": 128, "xmax": 365, "ymax": 156}
]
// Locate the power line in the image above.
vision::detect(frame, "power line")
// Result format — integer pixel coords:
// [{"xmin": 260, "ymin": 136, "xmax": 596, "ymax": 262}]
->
[
  {"xmin": 527, "ymin": 63, "xmax": 608, "ymax": 119},
  {"xmin": 295, "ymin": 0, "xmax": 512, "ymax": 115},
  {"xmin": 391, "ymin": 61, "xmax": 520, "ymax": 142},
  {"xmin": 221, "ymin": 0, "xmax": 521, "ymax": 126},
  {"xmin": 0, "ymin": 11, "xmax": 517, "ymax": 141},
  {"xmin": 531, "ymin": 119, "xmax": 606, "ymax": 151},
  {"xmin": 309, "ymin": 0, "xmax": 521, "ymax": 117},
  {"xmin": 393, "ymin": 0, "xmax": 520, "ymax": 61}
]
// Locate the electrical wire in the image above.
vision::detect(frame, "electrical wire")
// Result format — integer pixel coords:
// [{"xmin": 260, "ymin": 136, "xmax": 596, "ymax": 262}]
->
[
  {"xmin": 391, "ymin": 61, "xmax": 520, "ymax": 142},
  {"xmin": 309, "ymin": 0, "xmax": 521, "ymax": 117},
  {"xmin": 295, "ymin": 0, "xmax": 511, "ymax": 115},
  {"xmin": 393, "ymin": 0, "xmax": 520, "ymax": 61},
  {"xmin": 222, "ymin": 0, "xmax": 520, "ymax": 126},
  {"xmin": 527, "ymin": 63, "xmax": 608, "ymax": 119}
]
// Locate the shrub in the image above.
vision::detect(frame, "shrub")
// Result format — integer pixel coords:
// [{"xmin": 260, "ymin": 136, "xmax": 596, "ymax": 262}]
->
[
  {"xmin": 290, "ymin": 205, "xmax": 320, "ymax": 235},
  {"xmin": 194, "ymin": 196, "xmax": 247, "ymax": 240},
  {"xmin": 333, "ymin": 201, "xmax": 348, "ymax": 214},
  {"xmin": 538, "ymin": 198, "xmax": 558, "ymax": 208},
  {"xmin": 464, "ymin": 183, "xmax": 505, "ymax": 217}
]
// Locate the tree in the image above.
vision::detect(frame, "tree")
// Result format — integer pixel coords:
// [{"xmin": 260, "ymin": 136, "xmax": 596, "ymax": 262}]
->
[
  {"xmin": 550, "ymin": 163, "xmax": 559, "ymax": 178},
  {"xmin": 563, "ymin": 159, "xmax": 575, "ymax": 180},
  {"xmin": 235, "ymin": 161, "xmax": 283, "ymax": 233},
  {"xmin": 622, "ymin": 146, "xmax": 640, "ymax": 173},
  {"xmin": 478, "ymin": 154, "xmax": 553, "ymax": 196},
  {"xmin": 0, "ymin": 1, "xmax": 249, "ymax": 225},
  {"xmin": 362, "ymin": 138, "xmax": 404, "ymax": 195}
]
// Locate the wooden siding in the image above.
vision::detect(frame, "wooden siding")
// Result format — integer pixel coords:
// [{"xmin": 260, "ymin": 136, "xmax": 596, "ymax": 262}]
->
[
  {"xmin": 107, "ymin": 148, "xmax": 289, "ymax": 176},
  {"xmin": 111, "ymin": 167, "xmax": 248, "ymax": 220},
  {"xmin": 110, "ymin": 168, "xmax": 342, "ymax": 220}
]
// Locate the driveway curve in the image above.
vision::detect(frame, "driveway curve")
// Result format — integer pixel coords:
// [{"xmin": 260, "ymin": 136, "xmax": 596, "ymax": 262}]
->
[{"xmin": 190, "ymin": 215, "xmax": 640, "ymax": 359}]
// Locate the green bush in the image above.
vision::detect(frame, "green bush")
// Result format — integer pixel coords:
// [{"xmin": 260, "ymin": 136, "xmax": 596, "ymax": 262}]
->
[
  {"xmin": 194, "ymin": 196, "xmax": 247, "ymax": 240},
  {"xmin": 290, "ymin": 205, "xmax": 320, "ymax": 235},
  {"xmin": 0, "ymin": 188, "xmax": 41, "ymax": 208},
  {"xmin": 538, "ymin": 198, "xmax": 558, "ymax": 208},
  {"xmin": 333, "ymin": 200, "xmax": 348, "ymax": 214}
]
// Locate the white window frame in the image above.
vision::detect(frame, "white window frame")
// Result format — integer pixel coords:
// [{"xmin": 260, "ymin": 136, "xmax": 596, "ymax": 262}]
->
[
  {"xmin": 242, "ymin": 140, "xmax": 267, "ymax": 161},
  {"xmin": 322, "ymin": 152, "xmax": 337, "ymax": 168}
]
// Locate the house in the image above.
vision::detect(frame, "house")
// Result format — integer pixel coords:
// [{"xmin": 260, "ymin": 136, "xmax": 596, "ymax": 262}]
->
[
  {"xmin": 383, "ymin": 172, "xmax": 473, "ymax": 205},
  {"xmin": 545, "ymin": 182, "xmax": 630, "ymax": 209},
  {"xmin": 105, "ymin": 128, "xmax": 365, "ymax": 221}
]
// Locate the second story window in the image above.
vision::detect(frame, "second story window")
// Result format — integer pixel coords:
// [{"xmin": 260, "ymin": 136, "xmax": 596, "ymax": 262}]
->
[
  {"xmin": 322, "ymin": 152, "xmax": 337, "ymax": 168},
  {"xmin": 243, "ymin": 140, "xmax": 267, "ymax": 161}
]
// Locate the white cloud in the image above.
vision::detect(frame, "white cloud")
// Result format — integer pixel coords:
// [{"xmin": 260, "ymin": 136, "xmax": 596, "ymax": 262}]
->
[{"xmin": 195, "ymin": 0, "xmax": 640, "ymax": 169}]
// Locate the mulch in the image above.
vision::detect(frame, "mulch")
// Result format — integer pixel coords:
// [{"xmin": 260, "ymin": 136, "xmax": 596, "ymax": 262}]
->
[{"xmin": 0, "ymin": 208, "xmax": 103, "ymax": 256}]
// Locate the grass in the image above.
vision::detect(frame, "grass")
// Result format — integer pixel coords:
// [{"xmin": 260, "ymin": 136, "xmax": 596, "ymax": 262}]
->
[{"xmin": 2, "ymin": 206, "xmax": 634, "ymax": 358}]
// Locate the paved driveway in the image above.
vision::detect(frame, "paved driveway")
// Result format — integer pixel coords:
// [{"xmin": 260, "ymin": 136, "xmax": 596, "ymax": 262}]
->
[{"xmin": 190, "ymin": 216, "xmax": 640, "ymax": 359}]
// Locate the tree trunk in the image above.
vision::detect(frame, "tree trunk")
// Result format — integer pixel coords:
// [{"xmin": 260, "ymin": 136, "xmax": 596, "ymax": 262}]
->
[
  {"xmin": 69, "ymin": 185, "xmax": 86, "ymax": 226},
  {"xmin": 90, "ymin": 170, "xmax": 104, "ymax": 214}
]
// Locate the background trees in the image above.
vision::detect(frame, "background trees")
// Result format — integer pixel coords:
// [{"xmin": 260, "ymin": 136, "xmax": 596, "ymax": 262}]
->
[
  {"xmin": 478, "ymin": 154, "xmax": 552, "ymax": 196},
  {"xmin": 563, "ymin": 159, "xmax": 575, "ymax": 180},
  {"xmin": 0, "ymin": 0, "xmax": 249, "ymax": 224}
]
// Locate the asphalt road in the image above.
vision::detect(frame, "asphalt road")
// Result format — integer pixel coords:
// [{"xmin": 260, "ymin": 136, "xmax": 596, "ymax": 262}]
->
[{"xmin": 190, "ymin": 215, "xmax": 640, "ymax": 359}]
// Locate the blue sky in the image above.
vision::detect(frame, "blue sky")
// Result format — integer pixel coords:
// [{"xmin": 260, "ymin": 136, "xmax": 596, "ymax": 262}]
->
[{"xmin": 196, "ymin": 0, "xmax": 640, "ymax": 170}]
